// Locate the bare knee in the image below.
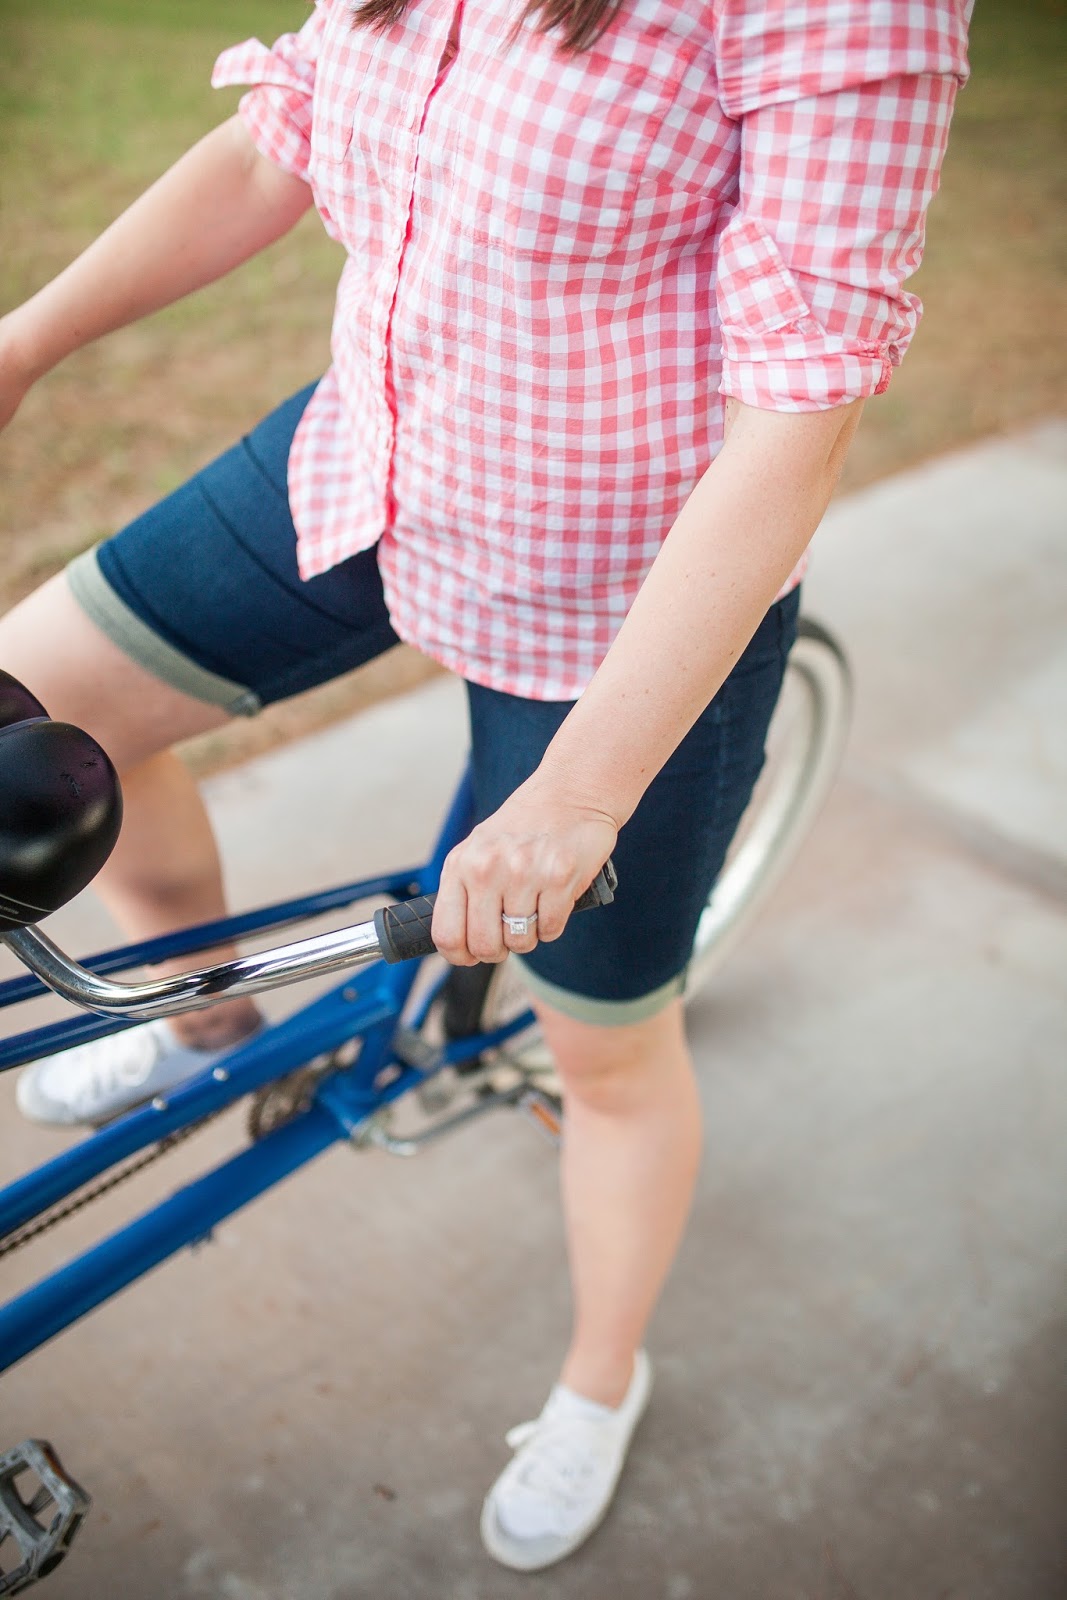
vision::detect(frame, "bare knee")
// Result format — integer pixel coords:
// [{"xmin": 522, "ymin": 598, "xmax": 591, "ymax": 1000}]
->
[
  {"xmin": 0, "ymin": 571, "xmax": 227, "ymax": 767},
  {"xmin": 536, "ymin": 996, "xmax": 689, "ymax": 1114}
]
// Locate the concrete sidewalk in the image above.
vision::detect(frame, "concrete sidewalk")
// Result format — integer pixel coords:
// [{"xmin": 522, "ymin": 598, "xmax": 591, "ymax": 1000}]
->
[{"xmin": 1, "ymin": 424, "xmax": 1065, "ymax": 1600}]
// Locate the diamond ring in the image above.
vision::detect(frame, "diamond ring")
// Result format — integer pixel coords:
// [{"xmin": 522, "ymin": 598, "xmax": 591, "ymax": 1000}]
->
[{"xmin": 502, "ymin": 911, "xmax": 538, "ymax": 938}]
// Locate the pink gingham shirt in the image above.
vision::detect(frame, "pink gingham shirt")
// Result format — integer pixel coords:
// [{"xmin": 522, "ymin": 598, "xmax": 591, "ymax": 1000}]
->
[{"xmin": 214, "ymin": 0, "xmax": 969, "ymax": 699}]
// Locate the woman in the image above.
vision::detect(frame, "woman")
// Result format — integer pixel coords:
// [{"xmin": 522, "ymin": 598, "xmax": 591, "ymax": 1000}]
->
[{"xmin": 0, "ymin": 0, "xmax": 968, "ymax": 1571}]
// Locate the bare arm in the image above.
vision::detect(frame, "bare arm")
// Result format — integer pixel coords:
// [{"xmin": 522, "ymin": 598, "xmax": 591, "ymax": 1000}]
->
[
  {"xmin": 435, "ymin": 61, "xmax": 962, "ymax": 962},
  {"xmin": 433, "ymin": 397, "xmax": 863, "ymax": 963},
  {"xmin": 537, "ymin": 397, "xmax": 862, "ymax": 827},
  {"xmin": 0, "ymin": 115, "xmax": 312, "ymax": 415}
]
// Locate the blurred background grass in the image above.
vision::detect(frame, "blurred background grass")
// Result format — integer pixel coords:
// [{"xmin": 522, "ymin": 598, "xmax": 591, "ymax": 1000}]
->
[{"xmin": 1, "ymin": 0, "xmax": 1064, "ymax": 773}]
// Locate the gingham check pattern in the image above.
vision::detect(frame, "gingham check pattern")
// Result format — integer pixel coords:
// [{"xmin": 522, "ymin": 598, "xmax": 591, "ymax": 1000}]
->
[{"xmin": 213, "ymin": 0, "xmax": 969, "ymax": 699}]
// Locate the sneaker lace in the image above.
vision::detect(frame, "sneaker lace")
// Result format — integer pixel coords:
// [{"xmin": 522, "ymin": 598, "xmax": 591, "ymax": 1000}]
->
[{"xmin": 504, "ymin": 1416, "xmax": 610, "ymax": 1510}]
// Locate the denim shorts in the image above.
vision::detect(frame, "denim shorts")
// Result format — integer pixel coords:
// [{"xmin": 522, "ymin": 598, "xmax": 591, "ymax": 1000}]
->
[{"xmin": 67, "ymin": 383, "xmax": 800, "ymax": 1024}]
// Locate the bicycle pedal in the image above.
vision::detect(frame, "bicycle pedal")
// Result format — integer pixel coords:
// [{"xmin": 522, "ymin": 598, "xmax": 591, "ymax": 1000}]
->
[{"xmin": 0, "ymin": 1441, "xmax": 90, "ymax": 1596}]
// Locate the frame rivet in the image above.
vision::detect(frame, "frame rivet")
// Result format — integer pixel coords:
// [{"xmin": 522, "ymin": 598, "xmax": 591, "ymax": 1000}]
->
[
  {"xmin": 343, "ymin": 986, "xmax": 358, "ymax": 1001},
  {"xmin": 212, "ymin": 1066, "xmax": 230, "ymax": 1082},
  {"xmin": 151, "ymin": 1096, "xmax": 168, "ymax": 1112}
]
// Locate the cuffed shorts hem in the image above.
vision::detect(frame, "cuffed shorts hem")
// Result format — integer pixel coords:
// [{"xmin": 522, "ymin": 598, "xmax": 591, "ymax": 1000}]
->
[
  {"xmin": 513, "ymin": 957, "xmax": 687, "ymax": 1026},
  {"xmin": 66, "ymin": 548, "xmax": 262, "ymax": 717}
]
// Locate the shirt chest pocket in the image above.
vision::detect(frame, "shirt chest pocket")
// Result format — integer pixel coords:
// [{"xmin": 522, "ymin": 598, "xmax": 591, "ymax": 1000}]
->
[{"xmin": 450, "ymin": 39, "xmax": 697, "ymax": 262}]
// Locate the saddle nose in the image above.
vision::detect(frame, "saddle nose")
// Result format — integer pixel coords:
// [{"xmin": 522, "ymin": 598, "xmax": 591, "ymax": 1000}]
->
[{"xmin": 0, "ymin": 670, "xmax": 123, "ymax": 932}]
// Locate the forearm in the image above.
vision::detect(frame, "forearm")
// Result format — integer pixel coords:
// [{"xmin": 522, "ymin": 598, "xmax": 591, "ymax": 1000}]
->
[
  {"xmin": 2, "ymin": 115, "xmax": 312, "ymax": 384},
  {"xmin": 538, "ymin": 399, "xmax": 863, "ymax": 827}
]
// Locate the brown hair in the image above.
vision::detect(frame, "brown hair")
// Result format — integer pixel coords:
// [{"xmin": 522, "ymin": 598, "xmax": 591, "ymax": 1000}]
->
[{"xmin": 350, "ymin": 0, "xmax": 627, "ymax": 55}]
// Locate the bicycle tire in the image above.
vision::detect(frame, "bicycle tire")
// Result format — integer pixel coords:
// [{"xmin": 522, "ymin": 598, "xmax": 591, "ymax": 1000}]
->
[
  {"xmin": 441, "ymin": 616, "xmax": 851, "ymax": 1064},
  {"xmin": 685, "ymin": 615, "xmax": 852, "ymax": 996}
]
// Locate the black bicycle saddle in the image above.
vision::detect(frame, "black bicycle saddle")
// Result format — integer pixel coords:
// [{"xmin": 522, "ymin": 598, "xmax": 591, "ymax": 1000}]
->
[{"xmin": 0, "ymin": 669, "xmax": 123, "ymax": 933}]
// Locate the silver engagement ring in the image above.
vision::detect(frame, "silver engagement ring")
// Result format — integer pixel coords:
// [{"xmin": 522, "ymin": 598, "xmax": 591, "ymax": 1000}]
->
[{"xmin": 502, "ymin": 911, "xmax": 538, "ymax": 938}]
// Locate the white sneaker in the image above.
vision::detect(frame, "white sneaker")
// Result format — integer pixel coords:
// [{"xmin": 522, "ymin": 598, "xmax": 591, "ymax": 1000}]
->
[
  {"xmin": 480, "ymin": 1350, "xmax": 652, "ymax": 1572},
  {"xmin": 16, "ymin": 1018, "xmax": 263, "ymax": 1128}
]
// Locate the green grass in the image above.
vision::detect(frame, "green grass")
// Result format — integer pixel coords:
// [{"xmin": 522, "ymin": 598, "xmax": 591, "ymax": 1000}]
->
[
  {"xmin": 0, "ymin": 0, "xmax": 337, "ymax": 294},
  {"xmin": 838, "ymin": 0, "xmax": 1066, "ymax": 482},
  {"xmin": 0, "ymin": 0, "xmax": 342, "ymax": 617},
  {"xmin": 0, "ymin": 0, "xmax": 1063, "ymax": 770}
]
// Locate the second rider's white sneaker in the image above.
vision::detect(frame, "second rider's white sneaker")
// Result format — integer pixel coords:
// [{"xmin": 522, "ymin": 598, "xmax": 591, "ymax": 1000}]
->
[
  {"xmin": 16, "ymin": 1018, "xmax": 263, "ymax": 1128},
  {"xmin": 480, "ymin": 1349, "xmax": 652, "ymax": 1572}
]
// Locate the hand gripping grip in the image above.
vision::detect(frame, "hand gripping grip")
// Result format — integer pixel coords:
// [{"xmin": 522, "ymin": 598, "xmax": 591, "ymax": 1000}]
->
[{"xmin": 372, "ymin": 858, "xmax": 617, "ymax": 964}]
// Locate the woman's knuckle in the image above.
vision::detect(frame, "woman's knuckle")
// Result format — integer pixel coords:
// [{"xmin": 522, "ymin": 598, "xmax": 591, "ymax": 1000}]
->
[
  {"xmin": 546, "ymin": 856, "xmax": 575, "ymax": 891},
  {"xmin": 467, "ymin": 850, "xmax": 497, "ymax": 887},
  {"xmin": 435, "ymin": 936, "xmax": 463, "ymax": 964},
  {"xmin": 471, "ymin": 942, "xmax": 503, "ymax": 964},
  {"xmin": 506, "ymin": 844, "xmax": 532, "ymax": 880},
  {"xmin": 438, "ymin": 855, "xmax": 458, "ymax": 887}
]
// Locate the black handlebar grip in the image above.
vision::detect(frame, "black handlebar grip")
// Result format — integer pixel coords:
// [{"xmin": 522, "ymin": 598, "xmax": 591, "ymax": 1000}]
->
[
  {"xmin": 372, "ymin": 895, "xmax": 437, "ymax": 964},
  {"xmin": 372, "ymin": 858, "xmax": 617, "ymax": 964},
  {"xmin": 573, "ymin": 857, "xmax": 618, "ymax": 911}
]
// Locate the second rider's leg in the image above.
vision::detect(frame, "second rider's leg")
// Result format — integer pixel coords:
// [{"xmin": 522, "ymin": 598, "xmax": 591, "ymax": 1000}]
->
[
  {"xmin": 0, "ymin": 571, "xmax": 260, "ymax": 1049},
  {"xmin": 10, "ymin": 383, "xmax": 401, "ymax": 1123}
]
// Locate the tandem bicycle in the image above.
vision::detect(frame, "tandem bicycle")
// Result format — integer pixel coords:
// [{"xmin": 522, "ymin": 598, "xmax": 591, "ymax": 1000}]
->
[{"xmin": 0, "ymin": 618, "xmax": 849, "ymax": 1594}]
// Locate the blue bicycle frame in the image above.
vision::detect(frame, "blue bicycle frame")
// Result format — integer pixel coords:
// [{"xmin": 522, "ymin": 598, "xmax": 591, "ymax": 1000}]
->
[{"xmin": 0, "ymin": 764, "xmax": 537, "ymax": 1374}]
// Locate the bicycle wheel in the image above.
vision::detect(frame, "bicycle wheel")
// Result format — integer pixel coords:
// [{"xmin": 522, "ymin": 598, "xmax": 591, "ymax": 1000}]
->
[
  {"xmin": 684, "ymin": 614, "xmax": 851, "ymax": 995},
  {"xmin": 443, "ymin": 617, "xmax": 851, "ymax": 1068}
]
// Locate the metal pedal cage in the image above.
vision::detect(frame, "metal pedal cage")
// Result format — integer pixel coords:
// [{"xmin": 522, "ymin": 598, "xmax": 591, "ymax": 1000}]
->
[{"xmin": 0, "ymin": 1441, "xmax": 90, "ymax": 1598}]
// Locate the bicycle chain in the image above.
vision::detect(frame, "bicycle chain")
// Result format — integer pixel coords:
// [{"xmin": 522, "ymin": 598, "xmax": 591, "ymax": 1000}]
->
[
  {"xmin": 0, "ymin": 1111, "xmax": 224, "ymax": 1261},
  {"xmin": 0, "ymin": 1057, "xmax": 343, "ymax": 1262}
]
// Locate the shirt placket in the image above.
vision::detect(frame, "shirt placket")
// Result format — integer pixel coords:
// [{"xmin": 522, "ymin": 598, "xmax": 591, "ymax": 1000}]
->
[{"xmin": 371, "ymin": 0, "xmax": 465, "ymax": 530}]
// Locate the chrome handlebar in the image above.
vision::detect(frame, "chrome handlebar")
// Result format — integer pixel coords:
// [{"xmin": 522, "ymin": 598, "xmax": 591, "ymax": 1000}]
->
[
  {"xmin": 2, "ymin": 860, "xmax": 617, "ymax": 1022},
  {"xmin": 2, "ymin": 917, "xmax": 386, "ymax": 1023}
]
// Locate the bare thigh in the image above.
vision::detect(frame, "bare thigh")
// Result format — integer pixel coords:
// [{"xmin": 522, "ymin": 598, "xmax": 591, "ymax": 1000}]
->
[{"xmin": 0, "ymin": 572, "xmax": 228, "ymax": 769}]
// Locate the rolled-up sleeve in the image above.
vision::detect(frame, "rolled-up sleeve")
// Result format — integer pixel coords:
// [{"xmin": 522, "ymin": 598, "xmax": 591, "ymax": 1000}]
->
[
  {"xmin": 212, "ymin": 3, "xmax": 329, "ymax": 184},
  {"xmin": 713, "ymin": 1, "xmax": 971, "ymax": 411}
]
